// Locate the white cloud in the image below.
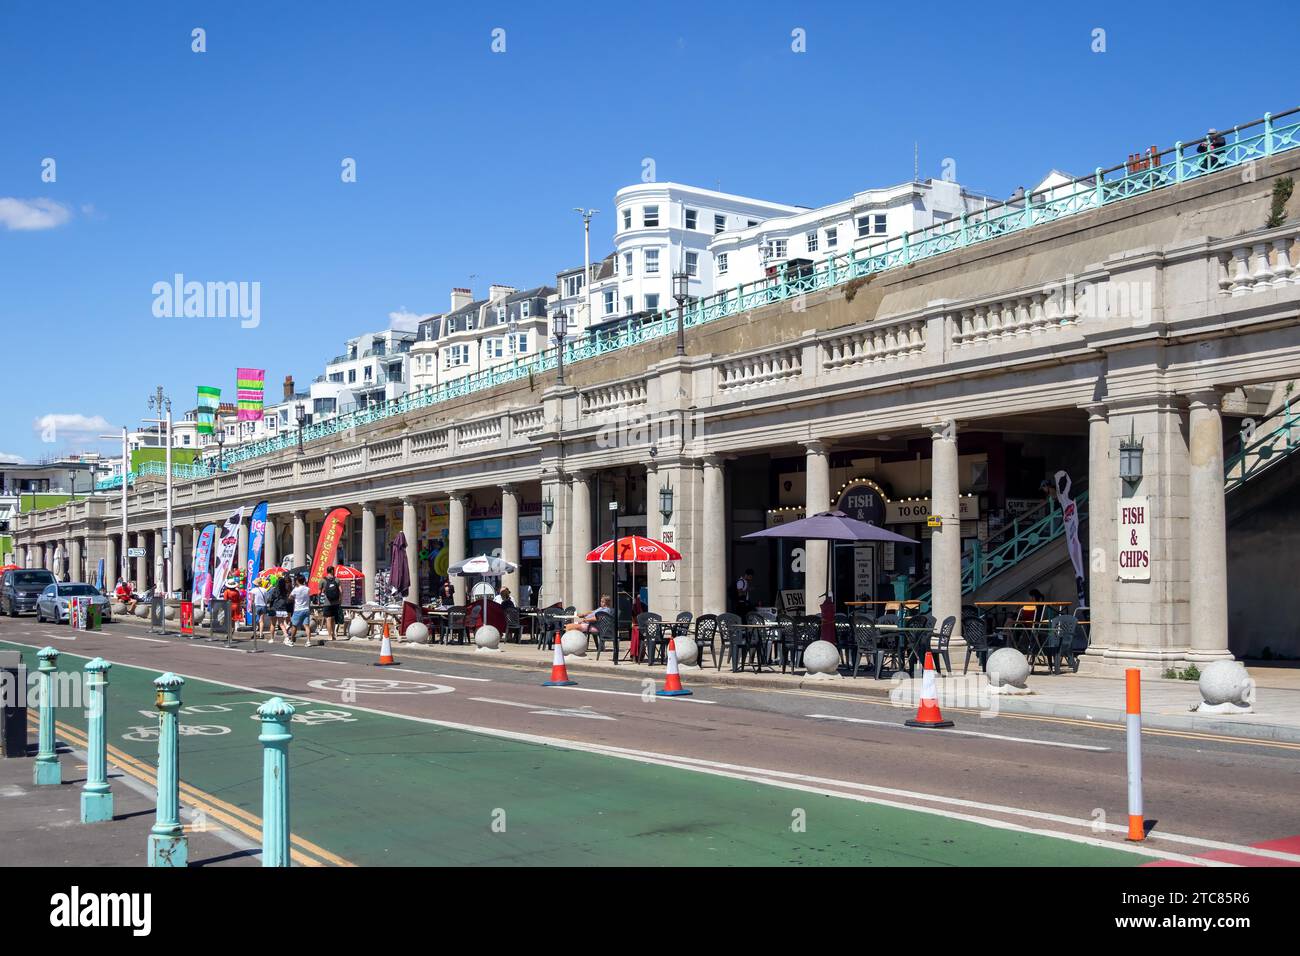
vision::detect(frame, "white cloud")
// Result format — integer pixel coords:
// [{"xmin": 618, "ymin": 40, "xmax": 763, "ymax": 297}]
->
[
  {"xmin": 0, "ymin": 452, "xmax": 25, "ymax": 464},
  {"xmin": 32, "ymin": 413, "xmax": 112, "ymax": 444},
  {"xmin": 0, "ymin": 197, "xmax": 73, "ymax": 231},
  {"xmin": 388, "ymin": 308, "xmax": 425, "ymax": 332}
]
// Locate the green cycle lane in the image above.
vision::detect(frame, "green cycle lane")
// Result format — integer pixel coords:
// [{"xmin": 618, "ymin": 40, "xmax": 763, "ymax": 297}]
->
[{"xmin": 7, "ymin": 642, "xmax": 1144, "ymax": 867}]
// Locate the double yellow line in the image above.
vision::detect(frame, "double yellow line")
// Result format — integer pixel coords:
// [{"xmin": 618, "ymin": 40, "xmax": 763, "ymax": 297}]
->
[{"xmin": 29, "ymin": 715, "xmax": 353, "ymax": 867}]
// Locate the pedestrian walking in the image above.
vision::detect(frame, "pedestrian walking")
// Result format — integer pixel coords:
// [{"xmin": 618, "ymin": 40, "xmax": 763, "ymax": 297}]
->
[
  {"xmin": 271, "ymin": 575, "xmax": 292, "ymax": 641},
  {"xmin": 250, "ymin": 579, "xmax": 270, "ymax": 638},
  {"xmin": 322, "ymin": 566, "xmax": 344, "ymax": 639},
  {"xmin": 287, "ymin": 574, "xmax": 311, "ymax": 645}
]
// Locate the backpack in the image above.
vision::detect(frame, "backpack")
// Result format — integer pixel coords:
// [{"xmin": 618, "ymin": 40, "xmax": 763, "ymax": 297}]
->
[{"xmin": 324, "ymin": 579, "xmax": 341, "ymax": 603}]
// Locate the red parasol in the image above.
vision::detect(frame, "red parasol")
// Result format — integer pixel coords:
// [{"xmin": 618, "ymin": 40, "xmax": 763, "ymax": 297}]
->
[
  {"xmin": 332, "ymin": 566, "xmax": 365, "ymax": 581},
  {"xmin": 585, "ymin": 535, "xmax": 681, "ymax": 564}
]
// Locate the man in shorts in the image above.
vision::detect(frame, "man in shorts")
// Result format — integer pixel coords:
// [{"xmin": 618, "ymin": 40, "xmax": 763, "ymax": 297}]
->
[
  {"xmin": 322, "ymin": 567, "xmax": 344, "ymax": 639},
  {"xmin": 287, "ymin": 574, "xmax": 312, "ymax": 646}
]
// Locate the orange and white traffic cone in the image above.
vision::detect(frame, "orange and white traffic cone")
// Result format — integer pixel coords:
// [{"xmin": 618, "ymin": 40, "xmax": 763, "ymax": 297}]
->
[
  {"xmin": 656, "ymin": 638, "xmax": 692, "ymax": 697},
  {"xmin": 543, "ymin": 632, "xmax": 576, "ymax": 686},
  {"xmin": 374, "ymin": 619, "xmax": 400, "ymax": 667},
  {"xmin": 905, "ymin": 652, "xmax": 951, "ymax": 728}
]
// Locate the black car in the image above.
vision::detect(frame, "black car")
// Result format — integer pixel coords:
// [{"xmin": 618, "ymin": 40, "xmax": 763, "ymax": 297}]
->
[{"xmin": 2, "ymin": 568, "xmax": 58, "ymax": 616}]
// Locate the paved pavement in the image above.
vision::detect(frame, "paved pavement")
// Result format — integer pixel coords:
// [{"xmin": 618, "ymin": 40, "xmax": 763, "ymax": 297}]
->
[{"xmin": 2, "ymin": 614, "xmax": 1297, "ymax": 867}]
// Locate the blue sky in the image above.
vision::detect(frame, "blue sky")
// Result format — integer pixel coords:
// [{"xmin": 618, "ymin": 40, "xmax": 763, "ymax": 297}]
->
[{"xmin": 1, "ymin": 0, "xmax": 1293, "ymax": 462}]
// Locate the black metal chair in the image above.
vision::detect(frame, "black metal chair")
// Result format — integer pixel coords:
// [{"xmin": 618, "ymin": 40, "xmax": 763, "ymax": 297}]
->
[
  {"xmin": 443, "ymin": 606, "xmax": 469, "ymax": 645},
  {"xmin": 716, "ymin": 612, "xmax": 742, "ymax": 670},
  {"xmin": 638, "ymin": 612, "xmax": 666, "ymax": 664},
  {"xmin": 850, "ymin": 611, "xmax": 885, "ymax": 679},
  {"xmin": 931, "ymin": 616, "xmax": 956, "ymax": 675},
  {"xmin": 962, "ymin": 617, "xmax": 991, "ymax": 674},
  {"xmin": 692, "ymin": 614, "xmax": 717, "ymax": 669},
  {"xmin": 833, "ymin": 613, "xmax": 853, "ymax": 670},
  {"xmin": 594, "ymin": 611, "xmax": 616, "ymax": 659},
  {"xmin": 672, "ymin": 611, "xmax": 693, "ymax": 637},
  {"xmin": 504, "ymin": 607, "xmax": 522, "ymax": 644},
  {"xmin": 1043, "ymin": 613, "xmax": 1078, "ymax": 675}
]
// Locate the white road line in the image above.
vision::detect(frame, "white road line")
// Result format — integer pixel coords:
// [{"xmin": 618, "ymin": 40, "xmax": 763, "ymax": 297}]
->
[
  {"xmin": 434, "ymin": 673, "xmax": 492, "ymax": 682},
  {"xmin": 6, "ymin": 633, "xmax": 1291, "ymax": 865},
  {"xmin": 269, "ymin": 654, "xmax": 350, "ymax": 665},
  {"xmin": 106, "ymin": 633, "xmax": 169, "ymax": 645},
  {"xmin": 806, "ymin": 713, "xmax": 1110, "ymax": 752},
  {"xmin": 552, "ymin": 685, "xmax": 716, "ymax": 704},
  {"xmin": 468, "ymin": 697, "xmax": 616, "ymax": 721}
]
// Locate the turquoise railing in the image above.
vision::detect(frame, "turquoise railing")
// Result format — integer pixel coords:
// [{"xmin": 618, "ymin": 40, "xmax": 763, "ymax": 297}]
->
[
  {"xmin": 198, "ymin": 105, "xmax": 1298, "ymax": 472},
  {"xmin": 94, "ymin": 459, "xmax": 220, "ymax": 490},
  {"xmin": 1224, "ymin": 401, "xmax": 1298, "ymax": 493}
]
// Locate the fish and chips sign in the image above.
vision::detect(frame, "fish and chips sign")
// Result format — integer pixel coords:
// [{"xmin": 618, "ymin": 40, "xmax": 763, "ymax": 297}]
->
[{"xmin": 1117, "ymin": 496, "xmax": 1151, "ymax": 581}]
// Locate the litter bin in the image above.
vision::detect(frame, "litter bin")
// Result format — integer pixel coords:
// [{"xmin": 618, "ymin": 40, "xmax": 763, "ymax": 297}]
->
[
  {"xmin": 87, "ymin": 603, "xmax": 103, "ymax": 631},
  {"xmin": 209, "ymin": 598, "xmax": 232, "ymax": 638},
  {"xmin": 0, "ymin": 650, "xmax": 26, "ymax": 758},
  {"xmin": 150, "ymin": 596, "xmax": 166, "ymax": 632}
]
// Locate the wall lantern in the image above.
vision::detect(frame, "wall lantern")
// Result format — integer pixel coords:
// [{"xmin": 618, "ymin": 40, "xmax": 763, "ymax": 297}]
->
[
  {"xmin": 659, "ymin": 482, "xmax": 674, "ymax": 524},
  {"xmin": 541, "ymin": 496, "xmax": 555, "ymax": 532},
  {"xmin": 1119, "ymin": 423, "xmax": 1144, "ymax": 486}
]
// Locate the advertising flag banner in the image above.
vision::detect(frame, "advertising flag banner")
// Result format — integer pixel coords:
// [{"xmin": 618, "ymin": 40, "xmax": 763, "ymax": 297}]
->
[
  {"xmin": 1053, "ymin": 470, "xmax": 1086, "ymax": 607},
  {"xmin": 197, "ymin": 386, "xmax": 221, "ymax": 435},
  {"xmin": 308, "ymin": 506, "xmax": 352, "ymax": 596},
  {"xmin": 244, "ymin": 500, "xmax": 269, "ymax": 625},
  {"xmin": 192, "ymin": 523, "xmax": 217, "ymax": 605},
  {"xmin": 236, "ymin": 368, "xmax": 265, "ymax": 422},
  {"xmin": 211, "ymin": 507, "xmax": 245, "ymax": 597}
]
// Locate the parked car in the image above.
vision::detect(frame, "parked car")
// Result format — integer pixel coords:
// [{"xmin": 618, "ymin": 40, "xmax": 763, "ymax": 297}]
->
[
  {"xmin": 1, "ymin": 568, "xmax": 57, "ymax": 616},
  {"xmin": 35, "ymin": 582, "xmax": 113, "ymax": 625}
]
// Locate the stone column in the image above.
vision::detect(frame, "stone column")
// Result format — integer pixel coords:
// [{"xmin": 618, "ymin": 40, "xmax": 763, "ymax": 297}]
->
[
  {"xmin": 134, "ymin": 533, "xmax": 148, "ymax": 588},
  {"xmin": 402, "ymin": 498, "xmax": 420, "ymax": 607},
  {"xmin": 448, "ymin": 493, "xmax": 467, "ymax": 605},
  {"xmin": 1085, "ymin": 403, "xmax": 1114, "ymax": 651},
  {"xmin": 540, "ymin": 471, "xmax": 568, "ymax": 610},
  {"xmin": 702, "ymin": 455, "xmax": 728, "ymax": 615},
  {"xmin": 264, "ymin": 516, "xmax": 277, "ymax": 568},
  {"xmin": 361, "ymin": 503, "xmax": 377, "ymax": 603},
  {"xmin": 171, "ymin": 529, "xmax": 184, "ymax": 592},
  {"xmin": 292, "ymin": 511, "xmax": 306, "ymax": 567},
  {"xmin": 803, "ymin": 441, "xmax": 830, "ymax": 614},
  {"xmin": 237, "ymin": 521, "xmax": 249, "ymax": 575},
  {"xmin": 153, "ymin": 529, "xmax": 164, "ymax": 589},
  {"xmin": 570, "ymin": 471, "xmax": 593, "ymax": 612},
  {"xmin": 928, "ymin": 421, "xmax": 963, "ymax": 639},
  {"xmin": 105, "ymin": 535, "xmax": 118, "ymax": 589},
  {"xmin": 70, "ymin": 538, "xmax": 83, "ymax": 584},
  {"xmin": 1186, "ymin": 390, "xmax": 1232, "ymax": 663},
  {"xmin": 500, "ymin": 485, "xmax": 520, "ymax": 600}
]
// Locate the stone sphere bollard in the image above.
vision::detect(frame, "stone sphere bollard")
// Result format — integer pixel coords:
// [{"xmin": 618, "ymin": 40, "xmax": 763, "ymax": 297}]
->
[
  {"xmin": 191, "ymin": 605, "xmax": 205, "ymax": 625},
  {"xmin": 985, "ymin": 647, "xmax": 1032, "ymax": 694},
  {"xmin": 134, "ymin": 605, "xmax": 150, "ymax": 618},
  {"xmin": 673, "ymin": 636, "xmax": 699, "ymax": 666},
  {"xmin": 404, "ymin": 622, "xmax": 430, "ymax": 645},
  {"xmin": 802, "ymin": 640, "xmax": 841, "ymax": 679},
  {"xmin": 111, "ymin": 602, "xmax": 127, "ymax": 615},
  {"xmin": 1194, "ymin": 660, "xmax": 1254, "ymax": 714},
  {"xmin": 348, "ymin": 616, "xmax": 370, "ymax": 639},
  {"xmin": 474, "ymin": 625, "xmax": 503, "ymax": 652},
  {"xmin": 560, "ymin": 630, "xmax": 588, "ymax": 658},
  {"xmin": 164, "ymin": 605, "xmax": 178, "ymax": 621}
]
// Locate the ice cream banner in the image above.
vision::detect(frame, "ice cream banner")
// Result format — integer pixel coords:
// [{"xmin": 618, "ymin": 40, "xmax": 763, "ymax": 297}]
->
[
  {"xmin": 211, "ymin": 507, "xmax": 245, "ymax": 598},
  {"xmin": 236, "ymin": 368, "xmax": 265, "ymax": 422},
  {"xmin": 244, "ymin": 500, "xmax": 269, "ymax": 625},
  {"xmin": 191, "ymin": 524, "xmax": 216, "ymax": 605},
  {"xmin": 308, "ymin": 506, "xmax": 352, "ymax": 596}
]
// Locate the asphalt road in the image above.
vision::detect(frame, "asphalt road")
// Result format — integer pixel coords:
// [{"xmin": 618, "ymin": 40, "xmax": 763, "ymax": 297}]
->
[{"xmin": 2, "ymin": 614, "xmax": 1296, "ymax": 867}]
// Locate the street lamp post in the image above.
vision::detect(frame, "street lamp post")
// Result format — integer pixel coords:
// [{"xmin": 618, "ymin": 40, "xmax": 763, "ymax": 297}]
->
[
  {"xmin": 147, "ymin": 388, "xmax": 173, "ymax": 601},
  {"xmin": 574, "ymin": 207, "xmax": 599, "ymax": 326},
  {"xmin": 609, "ymin": 498, "xmax": 620, "ymax": 666},
  {"xmin": 216, "ymin": 426, "xmax": 226, "ymax": 471},
  {"xmin": 98, "ymin": 428, "xmax": 129, "ymax": 586},
  {"xmin": 552, "ymin": 312, "xmax": 568, "ymax": 387},
  {"xmin": 295, "ymin": 402, "xmax": 306, "ymax": 455},
  {"xmin": 672, "ymin": 269, "xmax": 690, "ymax": 356}
]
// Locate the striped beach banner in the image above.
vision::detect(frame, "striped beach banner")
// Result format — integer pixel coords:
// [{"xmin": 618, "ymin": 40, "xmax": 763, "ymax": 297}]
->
[
  {"xmin": 236, "ymin": 368, "xmax": 265, "ymax": 422},
  {"xmin": 196, "ymin": 385, "xmax": 221, "ymax": 434}
]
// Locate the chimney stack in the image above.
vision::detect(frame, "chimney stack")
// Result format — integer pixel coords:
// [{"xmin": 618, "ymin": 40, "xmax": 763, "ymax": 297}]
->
[
  {"xmin": 488, "ymin": 284, "xmax": 517, "ymax": 303},
  {"xmin": 450, "ymin": 287, "xmax": 473, "ymax": 312},
  {"xmin": 283, "ymin": 374, "xmax": 294, "ymax": 400}
]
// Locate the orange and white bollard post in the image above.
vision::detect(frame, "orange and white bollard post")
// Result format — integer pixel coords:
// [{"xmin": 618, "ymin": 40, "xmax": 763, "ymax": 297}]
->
[
  {"xmin": 905, "ymin": 652, "xmax": 953, "ymax": 728},
  {"xmin": 1126, "ymin": 668, "xmax": 1144, "ymax": 841},
  {"xmin": 374, "ymin": 619, "xmax": 399, "ymax": 667}
]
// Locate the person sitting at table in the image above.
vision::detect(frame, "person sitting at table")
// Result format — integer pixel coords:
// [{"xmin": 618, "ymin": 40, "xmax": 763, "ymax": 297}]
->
[
  {"xmin": 564, "ymin": 595, "xmax": 613, "ymax": 634},
  {"xmin": 495, "ymin": 586, "xmax": 515, "ymax": 610},
  {"xmin": 438, "ymin": 579, "xmax": 455, "ymax": 607}
]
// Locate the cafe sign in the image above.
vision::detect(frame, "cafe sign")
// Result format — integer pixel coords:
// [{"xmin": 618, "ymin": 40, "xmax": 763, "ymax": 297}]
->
[
  {"xmin": 1117, "ymin": 496, "xmax": 1151, "ymax": 581},
  {"xmin": 885, "ymin": 497, "xmax": 979, "ymax": 524}
]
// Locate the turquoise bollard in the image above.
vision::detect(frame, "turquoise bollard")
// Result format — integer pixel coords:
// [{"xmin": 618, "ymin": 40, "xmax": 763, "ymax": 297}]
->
[
  {"xmin": 147, "ymin": 673, "xmax": 187, "ymax": 867},
  {"xmin": 33, "ymin": 647, "xmax": 60, "ymax": 786},
  {"xmin": 257, "ymin": 697, "xmax": 295, "ymax": 867},
  {"xmin": 80, "ymin": 658, "xmax": 113, "ymax": 823}
]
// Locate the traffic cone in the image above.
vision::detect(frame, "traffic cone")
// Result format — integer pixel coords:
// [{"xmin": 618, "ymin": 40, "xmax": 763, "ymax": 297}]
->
[
  {"xmin": 543, "ymin": 632, "xmax": 576, "ymax": 686},
  {"xmin": 656, "ymin": 639, "xmax": 692, "ymax": 697},
  {"xmin": 374, "ymin": 620, "xmax": 400, "ymax": 667},
  {"xmin": 905, "ymin": 652, "xmax": 952, "ymax": 728}
]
